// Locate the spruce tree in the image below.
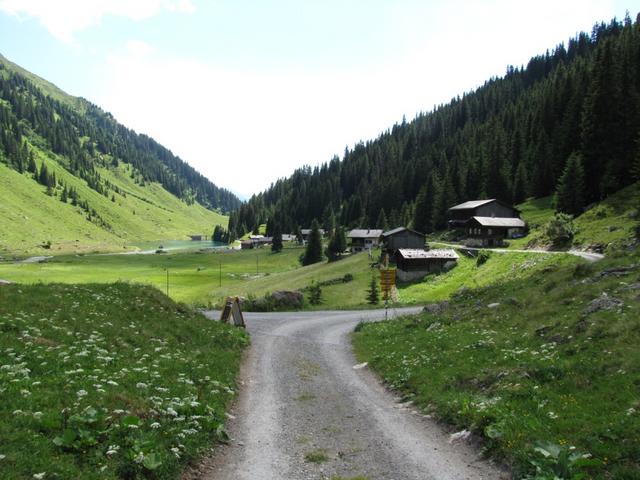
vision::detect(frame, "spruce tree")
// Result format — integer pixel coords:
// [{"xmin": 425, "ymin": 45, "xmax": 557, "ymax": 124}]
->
[
  {"xmin": 555, "ymin": 153, "xmax": 586, "ymax": 216},
  {"xmin": 271, "ymin": 226, "xmax": 283, "ymax": 253},
  {"xmin": 376, "ymin": 208, "xmax": 389, "ymax": 231},
  {"xmin": 413, "ymin": 175, "xmax": 435, "ymax": 233},
  {"xmin": 301, "ymin": 219, "xmax": 323, "ymax": 266},
  {"xmin": 366, "ymin": 274, "xmax": 380, "ymax": 305}
]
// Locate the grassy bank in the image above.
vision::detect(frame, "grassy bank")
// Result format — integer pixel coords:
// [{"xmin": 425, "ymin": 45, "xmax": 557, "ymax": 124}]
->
[
  {"xmin": 354, "ymin": 251, "xmax": 640, "ymax": 479},
  {"xmin": 0, "ymin": 283, "xmax": 248, "ymax": 479}
]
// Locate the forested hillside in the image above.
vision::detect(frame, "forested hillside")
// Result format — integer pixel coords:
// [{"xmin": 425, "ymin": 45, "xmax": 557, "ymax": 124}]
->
[
  {"xmin": 0, "ymin": 53, "xmax": 240, "ymax": 213},
  {"xmin": 229, "ymin": 15, "xmax": 640, "ymax": 238}
]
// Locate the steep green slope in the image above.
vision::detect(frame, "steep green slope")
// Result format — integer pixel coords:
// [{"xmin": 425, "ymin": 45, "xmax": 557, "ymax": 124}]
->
[
  {"xmin": 0, "ymin": 54, "xmax": 234, "ymax": 256},
  {"xmin": 0, "ymin": 149, "xmax": 227, "ymax": 256}
]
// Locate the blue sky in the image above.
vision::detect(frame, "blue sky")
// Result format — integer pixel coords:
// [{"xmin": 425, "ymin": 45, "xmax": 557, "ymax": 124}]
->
[{"xmin": 0, "ymin": 0, "xmax": 637, "ymax": 198}]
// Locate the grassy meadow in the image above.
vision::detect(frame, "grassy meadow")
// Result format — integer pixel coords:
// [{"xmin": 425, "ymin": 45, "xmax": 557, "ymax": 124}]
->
[
  {"xmin": 0, "ymin": 244, "xmax": 380, "ymax": 309},
  {"xmin": 0, "ymin": 282, "xmax": 248, "ymax": 479},
  {"xmin": 354, "ymin": 250, "xmax": 640, "ymax": 479}
]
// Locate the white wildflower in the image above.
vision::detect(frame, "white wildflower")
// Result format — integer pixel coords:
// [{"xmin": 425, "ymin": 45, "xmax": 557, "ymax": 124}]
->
[
  {"xmin": 150, "ymin": 422, "xmax": 161, "ymax": 429},
  {"xmin": 33, "ymin": 473, "xmax": 46, "ymax": 479},
  {"xmin": 136, "ymin": 382, "xmax": 148, "ymax": 389},
  {"xmin": 76, "ymin": 389, "xmax": 88, "ymax": 398}
]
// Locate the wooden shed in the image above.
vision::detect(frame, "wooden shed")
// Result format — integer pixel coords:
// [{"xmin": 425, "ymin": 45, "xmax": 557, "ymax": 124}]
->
[
  {"xmin": 381, "ymin": 227, "xmax": 425, "ymax": 253},
  {"xmin": 394, "ymin": 248, "xmax": 459, "ymax": 282},
  {"xmin": 465, "ymin": 216, "xmax": 526, "ymax": 247},
  {"xmin": 447, "ymin": 199, "xmax": 520, "ymax": 229}
]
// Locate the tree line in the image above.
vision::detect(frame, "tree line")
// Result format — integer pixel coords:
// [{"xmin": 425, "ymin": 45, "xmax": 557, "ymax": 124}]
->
[{"xmin": 229, "ymin": 15, "xmax": 640, "ymax": 238}]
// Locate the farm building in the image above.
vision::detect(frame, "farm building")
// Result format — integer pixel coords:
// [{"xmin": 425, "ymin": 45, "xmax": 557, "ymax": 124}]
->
[
  {"xmin": 447, "ymin": 199, "xmax": 520, "ymax": 229},
  {"xmin": 465, "ymin": 216, "xmax": 526, "ymax": 247},
  {"xmin": 381, "ymin": 227, "xmax": 425, "ymax": 253},
  {"xmin": 281, "ymin": 234, "xmax": 296, "ymax": 242},
  {"xmin": 394, "ymin": 248, "xmax": 459, "ymax": 282},
  {"xmin": 347, "ymin": 229, "xmax": 383, "ymax": 252}
]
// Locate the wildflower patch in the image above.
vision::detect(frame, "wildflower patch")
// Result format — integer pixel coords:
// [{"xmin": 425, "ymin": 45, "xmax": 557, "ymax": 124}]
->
[{"xmin": 0, "ymin": 282, "xmax": 248, "ymax": 479}]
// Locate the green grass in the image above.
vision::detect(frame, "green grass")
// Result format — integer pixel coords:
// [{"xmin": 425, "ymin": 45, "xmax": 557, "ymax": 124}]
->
[
  {"xmin": 0, "ymin": 245, "xmax": 380, "ymax": 308},
  {"xmin": 397, "ymin": 251, "xmax": 581, "ymax": 304},
  {"xmin": 304, "ymin": 449, "xmax": 329, "ymax": 463},
  {"xmin": 0, "ymin": 152, "xmax": 227, "ymax": 258},
  {"xmin": 354, "ymin": 250, "xmax": 640, "ymax": 479},
  {"xmin": 573, "ymin": 182, "xmax": 640, "ymax": 251},
  {"xmin": 508, "ymin": 183, "xmax": 640, "ymax": 252},
  {"xmin": 0, "ymin": 282, "xmax": 248, "ymax": 479}
]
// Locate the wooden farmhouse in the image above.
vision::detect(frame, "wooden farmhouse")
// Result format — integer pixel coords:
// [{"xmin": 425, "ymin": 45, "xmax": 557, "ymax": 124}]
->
[
  {"xmin": 347, "ymin": 229, "xmax": 383, "ymax": 252},
  {"xmin": 394, "ymin": 248, "xmax": 459, "ymax": 282},
  {"xmin": 381, "ymin": 227, "xmax": 425, "ymax": 253},
  {"xmin": 465, "ymin": 216, "xmax": 526, "ymax": 247},
  {"xmin": 447, "ymin": 199, "xmax": 520, "ymax": 229}
]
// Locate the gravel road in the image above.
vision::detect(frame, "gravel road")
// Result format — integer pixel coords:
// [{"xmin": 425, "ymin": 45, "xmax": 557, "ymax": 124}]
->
[
  {"xmin": 191, "ymin": 308, "xmax": 507, "ymax": 480},
  {"xmin": 431, "ymin": 242, "xmax": 605, "ymax": 262}
]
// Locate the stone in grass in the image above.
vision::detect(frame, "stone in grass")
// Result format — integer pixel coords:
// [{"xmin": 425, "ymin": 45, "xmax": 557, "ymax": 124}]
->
[
  {"xmin": 0, "ymin": 279, "xmax": 12, "ymax": 286},
  {"xmin": 583, "ymin": 293, "xmax": 623, "ymax": 315},
  {"xmin": 271, "ymin": 290, "xmax": 304, "ymax": 309},
  {"xmin": 423, "ymin": 301, "xmax": 449, "ymax": 315},
  {"xmin": 487, "ymin": 302, "xmax": 500, "ymax": 308}
]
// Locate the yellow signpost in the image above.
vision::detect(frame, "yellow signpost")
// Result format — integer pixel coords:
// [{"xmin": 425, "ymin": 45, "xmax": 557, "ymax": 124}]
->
[{"xmin": 379, "ymin": 268, "xmax": 396, "ymax": 319}]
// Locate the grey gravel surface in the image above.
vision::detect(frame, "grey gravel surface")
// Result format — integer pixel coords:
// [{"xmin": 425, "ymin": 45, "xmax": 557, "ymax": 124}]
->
[{"xmin": 190, "ymin": 308, "xmax": 508, "ymax": 480}]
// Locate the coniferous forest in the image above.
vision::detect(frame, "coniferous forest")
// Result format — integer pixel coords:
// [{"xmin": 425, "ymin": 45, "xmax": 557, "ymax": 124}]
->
[
  {"xmin": 0, "ymin": 56, "xmax": 241, "ymax": 214},
  {"xmin": 229, "ymin": 15, "xmax": 640, "ymax": 239}
]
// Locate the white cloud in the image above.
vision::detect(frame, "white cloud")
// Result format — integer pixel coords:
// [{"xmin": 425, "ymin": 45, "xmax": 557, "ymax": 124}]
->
[{"xmin": 0, "ymin": 0, "xmax": 195, "ymax": 43}]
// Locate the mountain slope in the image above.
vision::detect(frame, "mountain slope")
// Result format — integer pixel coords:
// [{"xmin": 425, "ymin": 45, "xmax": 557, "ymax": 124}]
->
[
  {"xmin": 229, "ymin": 15, "xmax": 640, "ymax": 238},
  {"xmin": 0, "ymin": 54, "xmax": 237, "ymax": 255}
]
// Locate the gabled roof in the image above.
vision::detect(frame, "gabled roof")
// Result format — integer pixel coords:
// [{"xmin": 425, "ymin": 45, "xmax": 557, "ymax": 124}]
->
[
  {"xmin": 396, "ymin": 248, "xmax": 459, "ymax": 260},
  {"xmin": 470, "ymin": 216, "xmax": 526, "ymax": 228},
  {"xmin": 347, "ymin": 229, "xmax": 383, "ymax": 239},
  {"xmin": 381, "ymin": 227, "xmax": 424, "ymax": 237},
  {"xmin": 301, "ymin": 229, "xmax": 325, "ymax": 235},
  {"xmin": 448, "ymin": 199, "xmax": 497, "ymax": 210}
]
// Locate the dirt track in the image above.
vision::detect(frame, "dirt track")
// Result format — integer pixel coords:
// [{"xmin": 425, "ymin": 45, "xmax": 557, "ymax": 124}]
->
[{"xmin": 193, "ymin": 308, "xmax": 508, "ymax": 480}]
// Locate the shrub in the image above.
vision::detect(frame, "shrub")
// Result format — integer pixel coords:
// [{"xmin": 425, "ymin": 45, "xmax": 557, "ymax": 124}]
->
[
  {"xmin": 308, "ymin": 282, "xmax": 322, "ymax": 305},
  {"xmin": 545, "ymin": 213, "xmax": 575, "ymax": 246},
  {"xmin": 476, "ymin": 250, "xmax": 491, "ymax": 267}
]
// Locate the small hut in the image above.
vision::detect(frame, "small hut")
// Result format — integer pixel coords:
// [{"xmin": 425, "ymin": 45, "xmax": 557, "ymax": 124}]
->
[{"xmin": 394, "ymin": 248, "xmax": 459, "ymax": 282}]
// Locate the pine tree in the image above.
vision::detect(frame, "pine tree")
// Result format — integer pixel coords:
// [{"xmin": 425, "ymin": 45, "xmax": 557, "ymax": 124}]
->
[
  {"xmin": 326, "ymin": 226, "xmax": 347, "ymax": 261},
  {"xmin": 512, "ymin": 161, "xmax": 528, "ymax": 204},
  {"xmin": 413, "ymin": 175, "xmax": 435, "ymax": 233},
  {"xmin": 555, "ymin": 153, "xmax": 586, "ymax": 216},
  {"xmin": 271, "ymin": 225, "xmax": 283, "ymax": 253},
  {"xmin": 376, "ymin": 208, "xmax": 389, "ymax": 231},
  {"xmin": 366, "ymin": 274, "xmax": 380, "ymax": 305},
  {"xmin": 301, "ymin": 219, "xmax": 323, "ymax": 266}
]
